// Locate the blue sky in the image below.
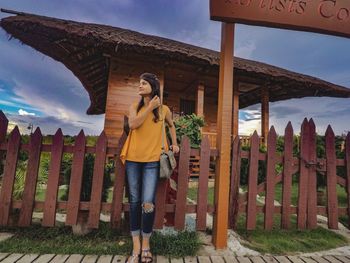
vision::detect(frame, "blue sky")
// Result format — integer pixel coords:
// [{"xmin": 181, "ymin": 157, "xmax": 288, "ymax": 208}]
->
[{"xmin": 0, "ymin": 0, "xmax": 349, "ymax": 136}]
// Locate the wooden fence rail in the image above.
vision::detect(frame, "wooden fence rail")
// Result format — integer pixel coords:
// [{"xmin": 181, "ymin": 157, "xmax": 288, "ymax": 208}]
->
[{"xmin": 0, "ymin": 110, "xmax": 217, "ymax": 230}]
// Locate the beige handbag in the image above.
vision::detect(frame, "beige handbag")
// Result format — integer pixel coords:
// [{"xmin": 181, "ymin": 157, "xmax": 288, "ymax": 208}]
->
[{"xmin": 159, "ymin": 104, "xmax": 177, "ymax": 179}]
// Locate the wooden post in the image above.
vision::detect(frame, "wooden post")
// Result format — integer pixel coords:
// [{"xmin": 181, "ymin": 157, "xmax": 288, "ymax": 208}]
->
[
  {"xmin": 261, "ymin": 87, "xmax": 269, "ymax": 145},
  {"xmin": 196, "ymin": 83, "xmax": 205, "ymax": 117},
  {"xmin": 232, "ymin": 80, "xmax": 239, "ymax": 139},
  {"xmin": 212, "ymin": 22, "xmax": 234, "ymax": 249}
]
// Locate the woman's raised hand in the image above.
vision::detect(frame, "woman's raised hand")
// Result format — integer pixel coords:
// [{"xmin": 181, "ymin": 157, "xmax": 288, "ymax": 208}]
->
[
  {"xmin": 170, "ymin": 145, "xmax": 180, "ymax": 153},
  {"xmin": 149, "ymin": 95, "xmax": 161, "ymax": 110}
]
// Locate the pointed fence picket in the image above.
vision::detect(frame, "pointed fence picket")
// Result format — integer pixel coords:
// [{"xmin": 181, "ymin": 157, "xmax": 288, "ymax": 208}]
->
[
  {"xmin": 18, "ymin": 128, "xmax": 43, "ymax": 227},
  {"xmin": 65, "ymin": 130, "xmax": 86, "ymax": 226},
  {"xmin": 174, "ymin": 136, "xmax": 191, "ymax": 230},
  {"xmin": 264, "ymin": 126, "xmax": 277, "ymax": 230},
  {"xmin": 87, "ymin": 131, "xmax": 108, "ymax": 228},
  {"xmin": 110, "ymin": 132, "xmax": 127, "ymax": 229},
  {"xmin": 307, "ymin": 119, "xmax": 317, "ymax": 229},
  {"xmin": 325, "ymin": 125, "xmax": 338, "ymax": 229},
  {"xmin": 246, "ymin": 131, "xmax": 259, "ymax": 230},
  {"xmin": 0, "ymin": 127, "xmax": 20, "ymax": 226},
  {"xmin": 229, "ymin": 136, "xmax": 241, "ymax": 230},
  {"xmin": 298, "ymin": 118, "xmax": 309, "ymax": 229},
  {"xmin": 42, "ymin": 129, "xmax": 64, "ymax": 227},
  {"xmin": 196, "ymin": 136, "xmax": 211, "ymax": 231},
  {"xmin": 281, "ymin": 122, "xmax": 293, "ymax": 229}
]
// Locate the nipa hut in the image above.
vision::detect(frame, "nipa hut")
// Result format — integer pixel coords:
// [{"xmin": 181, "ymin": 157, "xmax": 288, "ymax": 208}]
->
[{"xmin": 1, "ymin": 9, "xmax": 350, "ymax": 147}]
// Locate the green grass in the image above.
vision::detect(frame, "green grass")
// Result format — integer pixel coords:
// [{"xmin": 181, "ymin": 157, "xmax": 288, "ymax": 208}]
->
[
  {"xmin": 35, "ymin": 188, "xmax": 66, "ymax": 201},
  {"xmin": 259, "ymin": 182, "xmax": 348, "ymax": 207},
  {"xmin": 248, "ymin": 182, "xmax": 350, "ymax": 234},
  {"xmin": 35, "ymin": 187, "xmax": 115, "ymax": 203},
  {"xmin": 0, "ymin": 222, "xmax": 201, "ymax": 257},
  {"xmin": 235, "ymin": 214, "xmax": 348, "ymax": 255},
  {"xmin": 273, "ymin": 182, "xmax": 299, "ymax": 206},
  {"xmin": 187, "ymin": 186, "xmax": 214, "ymax": 205},
  {"xmin": 266, "ymin": 183, "xmax": 349, "ymax": 228}
]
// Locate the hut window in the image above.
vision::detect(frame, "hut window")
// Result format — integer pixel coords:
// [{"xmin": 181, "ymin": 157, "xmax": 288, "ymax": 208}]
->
[{"xmin": 180, "ymin": 99, "xmax": 195, "ymax": 115}]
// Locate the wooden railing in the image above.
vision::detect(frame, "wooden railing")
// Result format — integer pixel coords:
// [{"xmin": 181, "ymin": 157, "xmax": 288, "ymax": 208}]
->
[
  {"xmin": 201, "ymin": 132, "xmax": 264, "ymax": 148},
  {"xmin": 0, "ymin": 110, "xmax": 218, "ymax": 231}
]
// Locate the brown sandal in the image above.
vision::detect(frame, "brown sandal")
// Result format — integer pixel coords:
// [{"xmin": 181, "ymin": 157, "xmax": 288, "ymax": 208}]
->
[
  {"xmin": 125, "ymin": 252, "xmax": 140, "ymax": 263},
  {"xmin": 141, "ymin": 248, "xmax": 153, "ymax": 263}
]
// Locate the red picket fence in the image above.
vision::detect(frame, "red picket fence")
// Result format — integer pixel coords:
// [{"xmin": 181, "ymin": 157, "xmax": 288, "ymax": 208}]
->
[
  {"xmin": 229, "ymin": 118, "xmax": 350, "ymax": 230},
  {"xmin": 1, "ymin": 109, "xmax": 348, "ymax": 232},
  {"xmin": 0, "ymin": 111, "xmax": 217, "ymax": 230}
]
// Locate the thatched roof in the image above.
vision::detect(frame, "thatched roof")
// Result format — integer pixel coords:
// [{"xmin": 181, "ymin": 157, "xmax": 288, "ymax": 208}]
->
[{"xmin": 1, "ymin": 9, "xmax": 350, "ymax": 114}]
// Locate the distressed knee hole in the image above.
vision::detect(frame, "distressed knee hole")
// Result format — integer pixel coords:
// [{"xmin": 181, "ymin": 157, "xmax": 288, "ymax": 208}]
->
[{"xmin": 142, "ymin": 202, "xmax": 154, "ymax": 213}]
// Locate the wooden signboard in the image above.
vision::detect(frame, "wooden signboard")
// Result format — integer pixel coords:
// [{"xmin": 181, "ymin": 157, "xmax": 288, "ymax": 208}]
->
[{"xmin": 210, "ymin": 0, "xmax": 350, "ymax": 38}]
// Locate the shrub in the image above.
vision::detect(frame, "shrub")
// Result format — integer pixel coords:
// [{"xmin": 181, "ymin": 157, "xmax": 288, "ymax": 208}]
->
[{"xmin": 173, "ymin": 113, "xmax": 205, "ymax": 148}]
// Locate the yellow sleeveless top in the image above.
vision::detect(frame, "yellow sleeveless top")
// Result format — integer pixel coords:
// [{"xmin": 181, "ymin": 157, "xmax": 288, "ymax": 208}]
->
[{"xmin": 120, "ymin": 104, "xmax": 170, "ymax": 164}]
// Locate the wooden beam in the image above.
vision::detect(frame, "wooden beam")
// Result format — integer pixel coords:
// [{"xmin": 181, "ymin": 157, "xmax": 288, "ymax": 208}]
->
[
  {"xmin": 196, "ymin": 84, "xmax": 205, "ymax": 117},
  {"xmin": 261, "ymin": 86, "xmax": 269, "ymax": 145},
  {"xmin": 78, "ymin": 55, "xmax": 105, "ymax": 66},
  {"xmin": 86, "ymin": 70, "xmax": 105, "ymax": 82},
  {"xmin": 81, "ymin": 61, "xmax": 106, "ymax": 74},
  {"xmin": 212, "ymin": 22, "xmax": 234, "ymax": 249}
]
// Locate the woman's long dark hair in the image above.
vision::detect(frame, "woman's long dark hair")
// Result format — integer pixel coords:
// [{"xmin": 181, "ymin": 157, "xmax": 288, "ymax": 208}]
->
[{"xmin": 137, "ymin": 73, "xmax": 161, "ymax": 123}]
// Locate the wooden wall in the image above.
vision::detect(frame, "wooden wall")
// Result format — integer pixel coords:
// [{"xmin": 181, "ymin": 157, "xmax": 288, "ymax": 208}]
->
[
  {"xmin": 104, "ymin": 57, "xmax": 219, "ymax": 146},
  {"xmin": 104, "ymin": 58, "xmax": 161, "ymax": 146}
]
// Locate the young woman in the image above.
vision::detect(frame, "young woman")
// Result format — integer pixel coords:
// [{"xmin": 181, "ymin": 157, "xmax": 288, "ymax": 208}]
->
[{"xmin": 120, "ymin": 73, "xmax": 180, "ymax": 263}]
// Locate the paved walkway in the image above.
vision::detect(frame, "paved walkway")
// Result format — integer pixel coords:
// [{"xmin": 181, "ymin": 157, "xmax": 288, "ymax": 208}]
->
[{"xmin": 1, "ymin": 253, "xmax": 350, "ymax": 263}]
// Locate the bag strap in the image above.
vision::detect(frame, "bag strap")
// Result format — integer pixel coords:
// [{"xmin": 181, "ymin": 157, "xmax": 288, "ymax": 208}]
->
[{"xmin": 160, "ymin": 94, "xmax": 166, "ymax": 152}]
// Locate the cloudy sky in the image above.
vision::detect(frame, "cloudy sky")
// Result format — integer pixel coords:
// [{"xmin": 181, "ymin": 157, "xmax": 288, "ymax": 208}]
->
[{"xmin": 0, "ymin": 0, "xmax": 349, "ymax": 136}]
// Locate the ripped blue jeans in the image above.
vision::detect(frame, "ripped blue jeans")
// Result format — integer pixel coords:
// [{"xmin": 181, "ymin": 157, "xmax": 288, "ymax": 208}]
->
[{"xmin": 125, "ymin": 160, "xmax": 159, "ymax": 237}]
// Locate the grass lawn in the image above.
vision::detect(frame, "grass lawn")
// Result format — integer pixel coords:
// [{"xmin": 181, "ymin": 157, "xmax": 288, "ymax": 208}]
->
[
  {"xmin": 269, "ymin": 182, "xmax": 348, "ymax": 207},
  {"xmin": 0, "ymin": 222, "xmax": 201, "ymax": 257},
  {"xmin": 22, "ymin": 183, "xmax": 349, "ymax": 256},
  {"xmin": 265, "ymin": 182, "xmax": 349, "ymax": 228},
  {"xmin": 235, "ymin": 214, "xmax": 348, "ymax": 255},
  {"xmin": 189, "ymin": 184, "xmax": 349, "ymax": 255}
]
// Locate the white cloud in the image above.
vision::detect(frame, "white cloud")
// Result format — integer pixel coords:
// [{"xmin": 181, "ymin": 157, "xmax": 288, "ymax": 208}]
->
[
  {"xmin": 18, "ymin": 109, "xmax": 35, "ymax": 116},
  {"xmin": 239, "ymin": 118, "xmax": 260, "ymax": 136},
  {"xmin": 0, "ymin": 99, "xmax": 18, "ymax": 107},
  {"xmin": 235, "ymin": 41, "xmax": 256, "ymax": 59},
  {"xmin": 0, "ymin": 99, "xmax": 39, "ymax": 112},
  {"xmin": 4, "ymin": 112, "xmax": 103, "ymax": 135}
]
